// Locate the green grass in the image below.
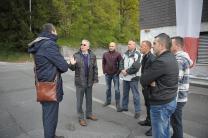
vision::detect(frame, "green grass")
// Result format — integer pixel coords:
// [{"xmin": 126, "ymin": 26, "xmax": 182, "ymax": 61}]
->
[
  {"xmin": 0, "ymin": 51, "xmax": 32, "ymax": 62},
  {"xmin": 0, "ymin": 38, "xmax": 80, "ymax": 62}
]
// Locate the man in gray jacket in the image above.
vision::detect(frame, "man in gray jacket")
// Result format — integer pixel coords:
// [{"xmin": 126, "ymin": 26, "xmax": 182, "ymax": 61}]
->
[
  {"xmin": 120, "ymin": 40, "xmax": 141, "ymax": 119},
  {"xmin": 68, "ymin": 39, "xmax": 98, "ymax": 126}
]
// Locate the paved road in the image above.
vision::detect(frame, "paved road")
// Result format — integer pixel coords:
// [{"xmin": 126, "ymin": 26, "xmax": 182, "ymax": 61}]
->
[{"xmin": 0, "ymin": 61, "xmax": 208, "ymax": 138}]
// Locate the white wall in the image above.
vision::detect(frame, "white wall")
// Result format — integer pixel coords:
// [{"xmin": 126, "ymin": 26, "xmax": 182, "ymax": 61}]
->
[
  {"xmin": 140, "ymin": 22, "xmax": 208, "ymax": 43},
  {"xmin": 140, "ymin": 26, "xmax": 176, "ymax": 43}
]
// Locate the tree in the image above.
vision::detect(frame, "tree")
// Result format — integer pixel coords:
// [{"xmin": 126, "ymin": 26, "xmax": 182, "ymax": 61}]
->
[
  {"xmin": 0, "ymin": 0, "xmax": 33, "ymax": 51},
  {"xmin": 116, "ymin": 0, "xmax": 140, "ymax": 43},
  {"xmin": 0, "ymin": 0, "xmax": 140, "ymax": 51}
]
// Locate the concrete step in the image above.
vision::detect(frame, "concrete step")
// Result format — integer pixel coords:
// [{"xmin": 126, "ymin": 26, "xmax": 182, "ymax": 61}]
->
[{"xmin": 190, "ymin": 77, "xmax": 208, "ymax": 88}]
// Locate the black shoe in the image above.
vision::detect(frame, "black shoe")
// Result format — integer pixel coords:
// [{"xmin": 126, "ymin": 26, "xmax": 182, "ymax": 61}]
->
[
  {"xmin": 116, "ymin": 107, "xmax": 122, "ymax": 112},
  {"xmin": 116, "ymin": 103, "xmax": 122, "ymax": 112},
  {"xmin": 120, "ymin": 108, "xmax": 128, "ymax": 112},
  {"xmin": 138, "ymin": 120, "xmax": 151, "ymax": 126},
  {"xmin": 145, "ymin": 128, "xmax": 152, "ymax": 136},
  {"xmin": 103, "ymin": 102, "xmax": 110, "ymax": 107},
  {"xmin": 134, "ymin": 112, "xmax": 140, "ymax": 119}
]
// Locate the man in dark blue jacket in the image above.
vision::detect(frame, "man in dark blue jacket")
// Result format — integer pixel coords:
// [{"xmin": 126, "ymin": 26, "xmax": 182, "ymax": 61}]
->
[
  {"xmin": 28, "ymin": 23, "xmax": 68, "ymax": 138},
  {"xmin": 140, "ymin": 33, "xmax": 178, "ymax": 138}
]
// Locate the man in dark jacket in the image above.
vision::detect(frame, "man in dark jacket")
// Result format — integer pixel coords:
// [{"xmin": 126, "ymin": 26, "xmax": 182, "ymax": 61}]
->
[
  {"xmin": 140, "ymin": 33, "xmax": 179, "ymax": 138},
  {"xmin": 28, "ymin": 23, "xmax": 68, "ymax": 138},
  {"xmin": 68, "ymin": 39, "xmax": 98, "ymax": 126},
  {"xmin": 138, "ymin": 40, "xmax": 155, "ymax": 136},
  {"xmin": 102, "ymin": 42, "xmax": 122, "ymax": 112}
]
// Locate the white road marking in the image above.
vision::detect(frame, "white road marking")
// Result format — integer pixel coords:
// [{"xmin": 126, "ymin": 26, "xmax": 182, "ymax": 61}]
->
[
  {"xmin": 64, "ymin": 85, "xmax": 196, "ymax": 138},
  {"xmin": 65, "ymin": 85, "xmax": 134, "ymax": 117}
]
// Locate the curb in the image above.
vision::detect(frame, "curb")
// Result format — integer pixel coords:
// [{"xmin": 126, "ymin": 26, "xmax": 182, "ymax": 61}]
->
[{"xmin": 190, "ymin": 77, "xmax": 208, "ymax": 88}]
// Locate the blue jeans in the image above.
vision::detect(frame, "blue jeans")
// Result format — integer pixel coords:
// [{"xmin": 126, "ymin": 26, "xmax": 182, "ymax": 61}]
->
[
  {"xmin": 171, "ymin": 102, "xmax": 186, "ymax": 138},
  {"xmin": 122, "ymin": 80, "xmax": 141, "ymax": 113},
  {"xmin": 150, "ymin": 99, "xmax": 176, "ymax": 138},
  {"xmin": 105, "ymin": 74, "xmax": 120, "ymax": 103}
]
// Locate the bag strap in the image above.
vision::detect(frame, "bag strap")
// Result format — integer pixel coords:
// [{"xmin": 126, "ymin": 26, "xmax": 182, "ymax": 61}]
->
[{"xmin": 33, "ymin": 53, "xmax": 58, "ymax": 83}]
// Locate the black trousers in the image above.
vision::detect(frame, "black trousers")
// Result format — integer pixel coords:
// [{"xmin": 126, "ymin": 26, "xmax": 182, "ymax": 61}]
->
[
  {"xmin": 142, "ymin": 87, "xmax": 151, "ymax": 122},
  {"xmin": 42, "ymin": 101, "xmax": 59, "ymax": 138},
  {"xmin": 171, "ymin": 102, "xmax": 186, "ymax": 138}
]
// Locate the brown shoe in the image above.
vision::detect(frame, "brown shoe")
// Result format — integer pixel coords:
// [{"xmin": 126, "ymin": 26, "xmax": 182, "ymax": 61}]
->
[
  {"xmin": 79, "ymin": 119, "xmax": 87, "ymax": 126},
  {"xmin": 86, "ymin": 115, "xmax": 98, "ymax": 121}
]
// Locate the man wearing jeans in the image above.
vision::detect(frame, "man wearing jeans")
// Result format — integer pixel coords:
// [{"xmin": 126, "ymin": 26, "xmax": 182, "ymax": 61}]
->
[
  {"xmin": 102, "ymin": 42, "xmax": 122, "ymax": 112},
  {"xmin": 170, "ymin": 36, "xmax": 192, "ymax": 138},
  {"xmin": 120, "ymin": 40, "xmax": 141, "ymax": 119},
  {"xmin": 140, "ymin": 33, "xmax": 179, "ymax": 138}
]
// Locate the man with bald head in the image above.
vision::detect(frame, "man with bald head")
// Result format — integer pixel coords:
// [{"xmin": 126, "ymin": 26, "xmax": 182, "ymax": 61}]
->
[
  {"xmin": 102, "ymin": 42, "xmax": 122, "ymax": 112},
  {"xmin": 120, "ymin": 40, "xmax": 141, "ymax": 119}
]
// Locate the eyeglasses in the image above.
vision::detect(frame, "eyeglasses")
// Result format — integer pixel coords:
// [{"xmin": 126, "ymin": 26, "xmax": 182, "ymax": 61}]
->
[{"xmin": 81, "ymin": 44, "xmax": 87, "ymax": 46}]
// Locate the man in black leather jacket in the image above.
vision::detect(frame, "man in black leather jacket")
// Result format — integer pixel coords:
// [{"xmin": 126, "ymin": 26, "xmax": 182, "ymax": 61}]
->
[{"xmin": 140, "ymin": 33, "xmax": 179, "ymax": 138}]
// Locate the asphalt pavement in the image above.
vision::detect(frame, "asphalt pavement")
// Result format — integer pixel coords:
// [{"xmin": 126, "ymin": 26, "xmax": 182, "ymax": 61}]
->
[{"xmin": 0, "ymin": 61, "xmax": 207, "ymax": 138}]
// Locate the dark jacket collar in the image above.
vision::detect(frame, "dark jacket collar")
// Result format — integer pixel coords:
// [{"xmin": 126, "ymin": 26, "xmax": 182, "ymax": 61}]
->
[
  {"xmin": 78, "ymin": 49, "xmax": 92, "ymax": 54},
  {"xmin": 158, "ymin": 50, "xmax": 170, "ymax": 58},
  {"xmin": 108, "ymin": 50, "xmax": 116, "ymax": 53}
]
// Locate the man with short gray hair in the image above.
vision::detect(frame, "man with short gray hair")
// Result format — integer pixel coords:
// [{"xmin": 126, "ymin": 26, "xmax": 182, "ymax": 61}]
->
[
  {"xmin": 120, "ymin": 40, "xmax": 141, "ymax": 119},
  {"xmin": 69, "ymin": 39, "xmax": 99, "ymax": 126}
]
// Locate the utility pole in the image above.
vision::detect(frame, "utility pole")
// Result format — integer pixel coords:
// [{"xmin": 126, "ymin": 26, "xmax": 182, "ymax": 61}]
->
[{"xmin": 29, "ymin": 0, "xmax": 31, "ymax": 32}]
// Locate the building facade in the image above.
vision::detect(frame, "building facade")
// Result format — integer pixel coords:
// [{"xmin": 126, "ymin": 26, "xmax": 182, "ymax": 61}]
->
[{"xmin": 140, "ymin": 0, "xmax": 208, "ymax": 64}]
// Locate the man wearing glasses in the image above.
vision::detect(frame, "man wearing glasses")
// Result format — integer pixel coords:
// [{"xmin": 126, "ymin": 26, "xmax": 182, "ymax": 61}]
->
[{"xmin": 68, "ymin": 39, "xmax": 98, "ymax": 126}]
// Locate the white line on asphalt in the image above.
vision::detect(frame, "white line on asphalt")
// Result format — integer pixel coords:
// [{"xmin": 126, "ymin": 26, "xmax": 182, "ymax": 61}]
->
[
  {"xmin": 92, "ymin": 96, "xmax": 134, "ymax": 117},
  {"xmin": 64, "ymin": 85, "xmax": 134, "ymax": 117},
  {"xmin": 64, "ymin": 85, "xmax": 196, "ymax": 138}
]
